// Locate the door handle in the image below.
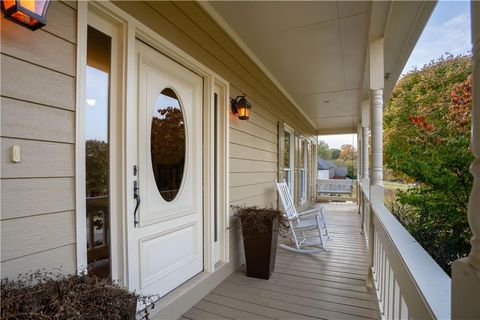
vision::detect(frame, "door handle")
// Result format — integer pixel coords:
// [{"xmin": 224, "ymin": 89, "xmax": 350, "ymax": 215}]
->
[{"xmin": 133, "ymin": 180, "xmax": 140, "ymax": 227}]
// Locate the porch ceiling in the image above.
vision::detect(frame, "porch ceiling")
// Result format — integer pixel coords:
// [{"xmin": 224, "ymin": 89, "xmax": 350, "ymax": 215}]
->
[{"xmin": 205, "ymin": 1, "xmax": 436, "ymax": 134}]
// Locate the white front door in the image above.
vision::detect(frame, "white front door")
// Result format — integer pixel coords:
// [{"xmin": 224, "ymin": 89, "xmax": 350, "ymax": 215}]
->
[{"xmin": 129, "ymin": 40, "xmax": 203, "ymax": 297}]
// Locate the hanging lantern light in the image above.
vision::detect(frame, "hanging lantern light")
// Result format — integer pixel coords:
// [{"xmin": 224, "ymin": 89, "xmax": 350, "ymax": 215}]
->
[
  {"xmin": 231, "ymin": 95, "xmax": 252, "ymax": 120},
  {"xmin": 1, "ymin": 0, "xmax": 51, "ymax": 30}
]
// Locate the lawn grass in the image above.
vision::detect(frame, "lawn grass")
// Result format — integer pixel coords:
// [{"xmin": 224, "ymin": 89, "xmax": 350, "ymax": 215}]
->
[{"xmin": 384, "ymin": 181, "xmax": 410, "ymax": 204}]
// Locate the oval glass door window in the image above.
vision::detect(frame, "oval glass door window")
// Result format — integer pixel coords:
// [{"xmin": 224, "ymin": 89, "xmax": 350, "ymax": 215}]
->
[{"xmin": 151, "ymin": 88, "xmax": 186, "ymax": 202}]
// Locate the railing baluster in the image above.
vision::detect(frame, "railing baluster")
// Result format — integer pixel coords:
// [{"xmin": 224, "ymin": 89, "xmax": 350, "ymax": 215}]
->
[
  {"xmin": 394, "ymin": 279, "xmax": 400, "ymax": 319},
  {"xmin": 379, "ymin": 241, "xmax": 385, "ymax": 307},
  {"xmin": 360, "ymin": 184, "xmax": 450, "ymax": 319},
  {"xmin": 401, "ymin": 295, "xmax": 408, "ymax": 320},
  {"xmin": 383, "ymin": 258, "xmax": 389, "ymax": 314},
  {"xmin": 388, "ymin": 266, "xmax": 394, "ymax": 320}
]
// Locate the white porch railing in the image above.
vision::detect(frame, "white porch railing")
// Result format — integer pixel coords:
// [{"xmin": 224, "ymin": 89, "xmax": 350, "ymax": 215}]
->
[{"xmin": 360, "ymin": 182, "xmax": 451, "ymax": 319}]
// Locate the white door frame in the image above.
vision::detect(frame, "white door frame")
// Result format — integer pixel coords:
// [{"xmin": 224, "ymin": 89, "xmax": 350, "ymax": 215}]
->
[
  {"xmin": 76, "ymin": 1, "xmax": 230, "ymax": 289},
  {"xmin": 75, "ymin": 3, "xmax": 127, "ymax": 281}
]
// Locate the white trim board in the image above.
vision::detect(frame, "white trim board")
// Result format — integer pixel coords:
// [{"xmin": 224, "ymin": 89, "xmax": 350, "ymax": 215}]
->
[
  {"xmin": 75, "ymin": 1, "xmax": 88, "ymax": 273},
  {"xmin": 75, "ymin": 3, "xmax": 129, "ymax": 282}
]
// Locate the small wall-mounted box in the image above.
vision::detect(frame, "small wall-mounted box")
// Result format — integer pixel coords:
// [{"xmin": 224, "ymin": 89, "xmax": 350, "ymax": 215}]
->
[{"xmin": 11, "ymin": 145, "xmax": 21, "ymax": 163}]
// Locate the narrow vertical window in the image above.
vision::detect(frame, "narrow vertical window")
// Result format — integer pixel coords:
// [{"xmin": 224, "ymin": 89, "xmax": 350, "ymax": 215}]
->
[
  {"xmin": 299, "ymin": 140, "xmax": 307, "ymax": 202},
  {"xmin": 284, "ymin": 131, "xmax": 291, "ymax": 189},
  {"xmin": 85, "ymin": 26, "xmax": 112, "ymax": 279},
  {"xmin": 214, "ymin": 93, "xmax": 218, "ymax": 243}
]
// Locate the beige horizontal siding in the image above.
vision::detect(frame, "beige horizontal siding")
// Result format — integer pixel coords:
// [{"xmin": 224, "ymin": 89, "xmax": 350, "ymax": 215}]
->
[
  {"xmin": 230, "ymin": 182, "xmax": 277, "ymax": 203},
  {"xmin": 230, "ymin": 159, "xmax": 277, "ymax": 174},
  {"xmin": 1, "ymin": 97, "xmax": 75, "ymax": 143},
  {"xmin": 230, "ymin": 129, "xmax": 277, "ymax": 153},
  {"xmin": 1, "ymin": 138, "xmax": 74, "ymax": 178},
  {"xmin": 230, "ymin": 144, "xmax": 277, "ymax": 163},
  {"xmin": 0, "ymin": 2, "xmax": 77, "ymax": 279},
  {"xmin": 43, "ymin": 1, "xmax": 77, "ymax": 43},
  {"xmin": 1, "ymin": 15, "xmax": 76, "ymax": 76},
  {"xmin": 1, "ymin": 178, "xmax": 75, "ymax": 220},
  {"xmin": 1, "ymin": 244, "xmax": 76, "ymax": 278},
  {"xmin": 1, "ymin": 211, "xmax": 76, "ymax": 262},
  {"xmin": 230, "ymin": 191, "xmax": 278, "ymax": 208},
  {"xmin": 230, "ymin": 172, "xmax": 277, "ymax": 188},
  {"xmin": 229, "ymin": 117, "xmax": 277, "ymax": 143},
  {"xmin": 1, "ymin": 54, "xmax": 75, "ymax": 110}
]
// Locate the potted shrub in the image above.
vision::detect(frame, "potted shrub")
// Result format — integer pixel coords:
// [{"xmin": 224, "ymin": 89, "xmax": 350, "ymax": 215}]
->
[
  {"xmin": 233, "ymin": 205, "xmax": 289, "ymax": 279},
  {"xmin": 1, "ymin": 270, "xmax": 157, "ymax": 319}
]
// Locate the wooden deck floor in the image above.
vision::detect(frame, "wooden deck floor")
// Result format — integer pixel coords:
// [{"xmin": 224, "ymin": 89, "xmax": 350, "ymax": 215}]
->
[{"xmin": 182, "ymin": 204, "xmax": 380, "ymax": 320}]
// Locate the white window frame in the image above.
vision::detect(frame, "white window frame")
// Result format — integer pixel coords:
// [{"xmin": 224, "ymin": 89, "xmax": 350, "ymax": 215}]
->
[
  {"xmin": 283, "ymin": 124, "xmax": 295, "ymax": 196},
  {"xmin": 212, "ymin": 80, "xmax": 230, "ymax": 266},
  {"xmin": 76, "ymin": 4, "xmax": 126, "ymax": 280}
]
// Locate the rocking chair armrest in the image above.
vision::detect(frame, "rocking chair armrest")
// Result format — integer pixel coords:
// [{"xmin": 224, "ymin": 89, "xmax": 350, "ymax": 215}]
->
[
  {"xmin": 298, "ymin": 209, "xmax": 320, "ymax": 218},
  {"xmin": 297, "ymin": 207, "xmax": 321, "ymax": 217}
]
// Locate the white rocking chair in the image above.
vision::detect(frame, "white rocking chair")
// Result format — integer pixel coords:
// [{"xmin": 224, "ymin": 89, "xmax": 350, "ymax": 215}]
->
[{"xmin": 276, "ymin": 180, "xmax": 330, "ymax": 254}]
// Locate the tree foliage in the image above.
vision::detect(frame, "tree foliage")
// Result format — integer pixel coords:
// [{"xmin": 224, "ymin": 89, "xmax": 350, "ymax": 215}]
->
[
  {"xmin": 330, "ymin": 148, "xmax": 341, "ymax": 160},
  {"xmin": 339, "ymin": 144, "xmax": 356, "ymax": 161},
  {"xmin": 151, "ymin": 106, "xmax": 186, "ymax": 200},
  {"xmin": 317, "ymin": 141, "xmax": 358, "ymax": 179},
  {"xmin": 317, "ymin": 140, "xmax": 332, "ymax": 160},
  {"xmin": 384, "ymin": 55, "xmax": 473, "ymax": 274},
  {"xmin": 86, "ymin": 140, "xmax": 108, "ymax": 197}
]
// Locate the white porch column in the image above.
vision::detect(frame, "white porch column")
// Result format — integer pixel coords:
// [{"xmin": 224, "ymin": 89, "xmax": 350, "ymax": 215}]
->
[
  {"xmin": 452, "ymin": 2, "xmax": 480, "ymax": 318},
  {"xmin": 370, "ymin": 89, "xmax": 383, "ymax": 187},
  {"xmin": 358, "ymin": 125, "xmax": 363, "ymax": 180},
  {"xmin": 369, "ymin": 38, "xmax": 385, "ymax": 204},
  {"xmin": 366, "ymin": 39, "xmax": 384, "ymax": 287},
  {"xmin": 362, "ymin": 128, "xmax": 369, "ymax": 179},
  {"xmin": 361, "ymin": 100, "xmax": 370, "ymax": 181}
]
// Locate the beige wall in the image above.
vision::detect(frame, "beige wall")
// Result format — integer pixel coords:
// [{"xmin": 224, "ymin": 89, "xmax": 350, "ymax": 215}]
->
[
  {"xmin": 0, "ymin": 0, "xmax": 317, "ymax": 279},
  {"xmin": 112, "ymin": 1, "xmax": 317, "ymax": 263},
  {"xmin": 0, "ymin": 1, "xmax": 78, "ymax": 278}
]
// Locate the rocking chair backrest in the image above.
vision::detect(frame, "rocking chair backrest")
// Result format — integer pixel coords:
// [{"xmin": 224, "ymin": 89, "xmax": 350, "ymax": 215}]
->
[{"xmin": 276, "ymin": 180, "xmax": 298, "ymax": 220}]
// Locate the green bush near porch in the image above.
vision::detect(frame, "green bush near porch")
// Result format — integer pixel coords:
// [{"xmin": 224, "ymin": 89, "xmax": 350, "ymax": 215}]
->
[{"xmin": 384, "ymin": 54, "xmax": 473, "ymax": 275}]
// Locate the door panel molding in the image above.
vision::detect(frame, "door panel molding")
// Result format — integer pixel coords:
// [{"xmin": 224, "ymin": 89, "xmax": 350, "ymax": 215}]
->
[{"xmin": 139, "ymin": 220, "xmax": 199, "ymax": 289}]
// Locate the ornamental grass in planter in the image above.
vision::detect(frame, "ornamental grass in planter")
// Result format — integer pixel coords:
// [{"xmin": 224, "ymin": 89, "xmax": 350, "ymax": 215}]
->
[
  {"xmin": 1, "ymin": 270, "xmax": 157, "ymax": 320},
  {"xmin": 232, "ymin": 205, "xmax": 289, "ymax": 279}
]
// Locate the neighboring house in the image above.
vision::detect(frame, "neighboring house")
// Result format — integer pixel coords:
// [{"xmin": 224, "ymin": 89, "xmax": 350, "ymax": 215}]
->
[
  {"xmin": 317, "ymin": 158, "xmax": 349, "ymax": 179},
  {"xmin": 1, "ymin": 1, "xmax": 479, "ymax": 319}
]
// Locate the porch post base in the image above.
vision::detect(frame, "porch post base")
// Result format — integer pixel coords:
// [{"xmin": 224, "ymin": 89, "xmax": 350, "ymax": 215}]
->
[{"xmin": 451, "ymin": 258, "xmax": 480, "ymax": 319}]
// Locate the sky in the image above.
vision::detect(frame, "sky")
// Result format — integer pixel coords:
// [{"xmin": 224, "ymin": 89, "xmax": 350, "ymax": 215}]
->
[
  {"xmin": 318, "ymin": 1, "xmax": 471, "ymax": 149},
  {"xmin": 401, "ymin": 0, "xmax": 471, "ymax": 75},
  {"xmin": 86, "ymin": 66, "xmax": 109, "ymax": 141},
  {"xmin": 318, "ymin": 134, "xmax": 357, "ymax": 150}
]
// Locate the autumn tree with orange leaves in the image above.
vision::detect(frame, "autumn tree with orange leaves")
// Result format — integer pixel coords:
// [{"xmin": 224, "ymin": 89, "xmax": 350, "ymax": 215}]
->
[{"xmin": 384, "ymin": 55, "xmax": 473, "ymax": 274}]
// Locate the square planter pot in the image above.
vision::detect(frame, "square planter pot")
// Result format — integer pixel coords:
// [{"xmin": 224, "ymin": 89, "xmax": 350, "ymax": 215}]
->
[{"xmin": 241, "ymin": 216, "xmax": 279, "ymax": 279}]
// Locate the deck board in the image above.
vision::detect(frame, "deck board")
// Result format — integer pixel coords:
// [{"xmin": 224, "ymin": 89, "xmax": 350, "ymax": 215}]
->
[{"xmin": 183, "ymin": 203, "xmax": 380, "ymax": 319}]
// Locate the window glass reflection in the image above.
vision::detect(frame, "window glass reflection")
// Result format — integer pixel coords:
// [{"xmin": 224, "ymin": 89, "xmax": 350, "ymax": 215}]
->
[
  {"xmin": 151, "ymin": 88, "xmax": 186, "ymax": 202},
  {"xmin": 85, "ymin": 26, "xmax": 111, "ymax": 279}
]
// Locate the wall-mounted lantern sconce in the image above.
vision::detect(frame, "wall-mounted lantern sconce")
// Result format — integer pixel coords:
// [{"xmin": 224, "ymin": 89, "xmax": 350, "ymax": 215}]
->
[
  {"xmin": 231, "ymin": 95, "xmax": 252, "ymax": 120},
  {"xmin": 1, "ymin": 0, "xmax": 51, "ymax": 30}
]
